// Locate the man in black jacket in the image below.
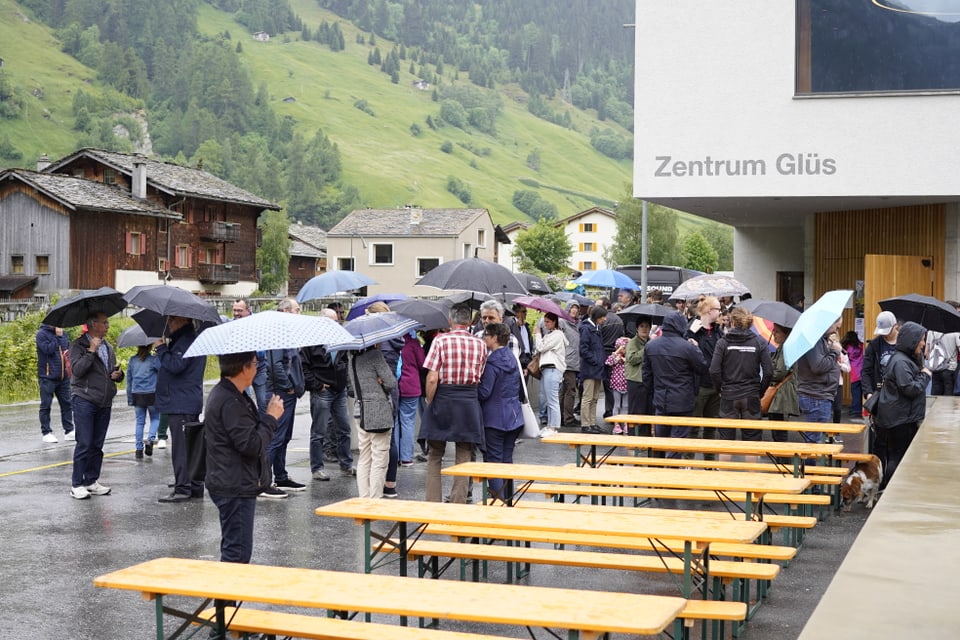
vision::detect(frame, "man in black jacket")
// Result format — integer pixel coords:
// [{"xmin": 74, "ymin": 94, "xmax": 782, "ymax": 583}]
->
[
  {"xmin": 301, "ymin": 309, "xmax": 353, "ymax": 482},
  {"xmin": 709, "ymin": 306, "xmax": 772, "ymax": 440},
  {"xmin": 205, "ymin": 352, "xmax": 283, "ymax": 564}
]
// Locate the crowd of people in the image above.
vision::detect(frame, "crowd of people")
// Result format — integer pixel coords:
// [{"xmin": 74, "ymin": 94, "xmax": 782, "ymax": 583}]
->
[{"xmin": 35, "ymin": 287, "xmax": 952, "ymax": 574}]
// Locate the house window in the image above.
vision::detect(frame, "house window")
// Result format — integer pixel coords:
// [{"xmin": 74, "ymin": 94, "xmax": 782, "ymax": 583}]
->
[
  {"xmin": 462, "ymin": 243, "xmax": 473, "ymax": 259},
  {"xmin": 417, "ymin": 257, "xmax": 441, "ymax": 277},
  {"xmin": 158, "ymin": 257, "xmax": 168, "ymax": 273},
  {"xmin": 477, "ymin": 229, "xmax": 486, "ymax": 247},
  {"xmin": 202, "ymin": 247, "xmax": 221, "ymax": 264},
  {"xmin": 125, "ymin": 231, "xmax": 145, "ymax": 256},
  {"xmin": 11, "ymin": 255, "xmax": 24, "ymax": 274},
  {"xmin": 103, "ymin": 168, "xmax": 116, "ymax": 184},
  {"xmin": 35, "ymin": 255, "xmax": 50, "ymax": 274},
  {"xmin": 579, "ymin": 261, "xmax": 596, "ymax": 271},
  {"xmin": 579, "ymin": 223, "xmax": 596, "ymax": 233},
  {"xmin": 338, "ymin": 257, "xmax": 356, "ymax": 271},
  {"xmin": 579, "ymin": 242, "xmax": 595, "ymax": 252},
  {"xmin": 371, "ymin": 243, "xmax": 394, "ymax": 265},
  {"xmin": 173, "ymin": 244, "xmax": 192, "ymax": 268}
]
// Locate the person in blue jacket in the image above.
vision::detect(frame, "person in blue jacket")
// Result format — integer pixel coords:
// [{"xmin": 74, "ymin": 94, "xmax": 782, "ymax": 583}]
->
[
  {"xmin": 641, "ymin": 311, "xmax": 708, "ymax": 457},
  {"xmin": 126, "ymin": 341, "xmax": 162, "ymax": 459},
  {"xmin": 36, "ymin": 323, "xmax": 74, "ymax": 443},
  {"xmin": 578, "ymin": 306, "xmax": 608, "ymax": 433},
  {"xmin": 478, "ymin": 322, "xmax": 524, "ymax": 498},
  {"xmin": 156, "ymin": 316, "xmax": 207, "ymax": 503}
]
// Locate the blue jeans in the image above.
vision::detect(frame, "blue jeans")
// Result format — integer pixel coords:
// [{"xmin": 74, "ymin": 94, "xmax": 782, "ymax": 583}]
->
[
  {"xmin": 267, "ymin": 392, "xmax": 298, "ymax": 482},
  {"xmin": 39, "ymin": 377, "xmax": 73, "ymax": 435},
  {"xmin": 134, "ymin": 405, "xmax": 160, "ymax": 449},
  {"xmin": 210, "ymin": 494, "xmax": 256, "ymax": 564},
  {"xmin": 540, "ymin": 367, "xmax": 562, "ymax": 428},
  {"xmin": 483, "ymin": 426, "xmax": 522, "ymax": 497},
  {"xmin": 309, "ymin": 388, "xmax": 352, "ymax": 472},
  {"xmin": 71, "ymin": 397, "xmax": 111, "ymax": 488},
  {"xmin": 397, "ymin": 396, "xmax": 418, "ymax": 462},
  {"xmin": 798, "ymin": 395, "xmax": 832, "ymax": 444}
]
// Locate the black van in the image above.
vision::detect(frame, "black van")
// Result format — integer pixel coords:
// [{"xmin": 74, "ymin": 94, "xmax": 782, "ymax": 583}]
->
[{"xmin": 615, "ymin": 265, "xmax": 704, "ymax": 297}]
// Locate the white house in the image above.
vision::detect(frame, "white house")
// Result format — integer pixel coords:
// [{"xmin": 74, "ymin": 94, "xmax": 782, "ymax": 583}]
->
[
  {"xmin": 633, "ymin": 0, "xmax": 960, "ymax": 322},
  {"xmin": 557, "ymin": 207, "xmax": 617, "ymax": 273}
]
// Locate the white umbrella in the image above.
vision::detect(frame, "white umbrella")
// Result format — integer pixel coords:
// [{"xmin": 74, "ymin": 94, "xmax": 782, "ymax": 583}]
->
[{"xmin": 183, "ymin": 311, "xmax": 353, "ymax": 357}]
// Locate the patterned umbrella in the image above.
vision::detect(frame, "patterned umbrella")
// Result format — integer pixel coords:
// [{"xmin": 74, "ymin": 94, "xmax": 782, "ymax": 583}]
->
[
  {"xmin": 345, "ymin": 293, "xmax": 408, "ymax": 320},
  {"xmin": 340, "ymin": 312, "xmax": 421, "ymax": 351},
  {"xmin": 183, "ymin": 311, "xmax": 353, "ymax": 357},
  {"xmin": 668, "ymin": 274, "xmax": 751, "ymax": 300}
]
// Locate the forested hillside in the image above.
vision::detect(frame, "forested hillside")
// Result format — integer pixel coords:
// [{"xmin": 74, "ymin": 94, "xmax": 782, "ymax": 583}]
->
[{"xmin": 1, "ymin": 0, "xmax": 648, "ymax": 229}]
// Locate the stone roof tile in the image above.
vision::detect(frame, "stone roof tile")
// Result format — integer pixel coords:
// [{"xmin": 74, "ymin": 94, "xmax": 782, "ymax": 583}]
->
[{"xmin": 328, "ymin": 208, "xmax": 487, "ymax": 236}]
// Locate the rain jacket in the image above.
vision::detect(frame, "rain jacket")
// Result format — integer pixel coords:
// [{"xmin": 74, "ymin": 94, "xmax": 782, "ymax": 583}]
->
[
  {"xmin": 875, "ymin": 322, "xmax": 930, "ymax": 429},
  {"xmin": 709, "ymin": 327, "xmax": 772, "ymax": 400},
  {"xmin": 687, "ymin": 318, "xmax": 721, "ymax": 390},
  {"xmin": 641, "ymin": 312, "xmax": 708, "ymax": 415},
  {"xmin": 156, "ymin": 324, "xmax": 206, "ymax": 415},
  {"xmin": 69, "ymin": 332, "xmax": 122, "ymax": 408},
  {"xmin": 36, "ymin": 325, "xmax": 70, "ymax": 381},
  {"xmin": 796, "ymin": 334, "xmax": 840, "ymax": 401},
  {"xmin": 579, "ymin": 319, "xmax": 606, "ymax": 380},
  {"xmin": 478, "ymin": 346, "xmax": 524, "ymax": 432}
]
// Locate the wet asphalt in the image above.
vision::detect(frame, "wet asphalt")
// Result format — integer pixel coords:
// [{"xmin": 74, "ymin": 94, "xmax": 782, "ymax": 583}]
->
[{"xmin": 0, "ymin": 389, "xmax": 870, "ymax": 639}]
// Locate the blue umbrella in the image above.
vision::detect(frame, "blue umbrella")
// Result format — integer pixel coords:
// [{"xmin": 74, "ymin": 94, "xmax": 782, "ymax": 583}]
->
[
  {"xmin": 341, "ymin": 312, "xmax": 421, "ymax": 351},
  {"xmin": 783, "ymin": 290, "xmax": 853, "ymax": 367},
  {"xmin": 345, "ymin": 293, "xmax": 409, "ymax": 320},
  {"xmin": 573, "ymin": 269, "xmax": 637, "ymax": 290},
  {"xmin": 296, "ymin": 271, "xmax": 377, "ymax": 303}
]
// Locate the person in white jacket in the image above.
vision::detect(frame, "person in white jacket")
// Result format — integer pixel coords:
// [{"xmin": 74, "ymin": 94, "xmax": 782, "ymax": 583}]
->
[{"xmin": 535, "ymin": 312, "xmax": 568, "ymax": 438}]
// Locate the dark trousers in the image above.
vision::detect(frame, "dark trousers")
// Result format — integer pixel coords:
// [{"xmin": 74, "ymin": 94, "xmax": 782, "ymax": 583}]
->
[
  {"xmin": 267, "ymin": 392, "xmax": 298, "ymax": 482},
  {"xmin": 560, "ymin": 370, "xmax": 580, "ymax": 429},
  {"xmin": 718, "ymin": 396, "xmax": 763, "ymax": 440},
  {"xmin": 167, "ymin": 413, "xmax": 203, "ymax": 496},
  {"xmin": 210, "ymin": 494, "xmax": 256, "ymax": 564},
  {"xmin": 625, "ymin": 380, "xmax": 651, "ymax": 436},
  {"xmin": 602, "ymin": 364, "xmax": 614, "ymax": 418},
  {"xmin": 875, "ymin": 422, "xmax": 919, "ymax": 490},
  {"xmin": 39, "ymin": 377, "xmax": 73, "ymax": 435},
  {"xmin": 654, "ymin": 410, "xmax": 694, "ymax": 459},
  {"xmin": 309, "ymin": 388, "xmax": 352, "ymax": 472},
  {"xmin": 483, "ymin": 426, "xmax": 522, "ymax": 497},
  {"xmin": 932, "ymin": 369, "xmax": 956, "ymax": 396},
  {"xmin": 71, "ymin": 397, "xmax": 111, "ymax": 488}
]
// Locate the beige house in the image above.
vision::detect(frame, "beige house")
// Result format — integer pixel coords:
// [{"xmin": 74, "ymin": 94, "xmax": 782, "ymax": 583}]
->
[{"xmin": 325, "ymin": 207, "xmax": 499, "ymax": 296}]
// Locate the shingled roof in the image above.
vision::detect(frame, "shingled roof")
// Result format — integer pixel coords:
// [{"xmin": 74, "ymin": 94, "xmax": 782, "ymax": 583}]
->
[
  {"xmin": 45, "ymin": 149, "xmax": 281, "ymax": 210},
  {"xmin": 0, "ymin": 169, "xmax": 181, "ymax": 219},
  {"xmin": 328, "ymin": 208, "xmax": 489, "ymax": 237},
  {"xmin": 288, "ymin": 223, "xmax": 327, "ymax": 256}
]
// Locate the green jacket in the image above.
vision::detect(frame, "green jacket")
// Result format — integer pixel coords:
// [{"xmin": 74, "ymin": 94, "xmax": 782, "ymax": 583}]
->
[
  {"xmin": 624, "ymin": 334, "xmax": 648, "ymax": 383},
  {"xmin": 768, "ymin": 346, "xmax": 799, "ymax": 416}
]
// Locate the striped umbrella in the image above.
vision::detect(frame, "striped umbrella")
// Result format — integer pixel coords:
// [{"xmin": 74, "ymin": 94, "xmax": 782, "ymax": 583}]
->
[{"xmin": 341, "ymin": 312, "xmax": 421, "ymax": 351}]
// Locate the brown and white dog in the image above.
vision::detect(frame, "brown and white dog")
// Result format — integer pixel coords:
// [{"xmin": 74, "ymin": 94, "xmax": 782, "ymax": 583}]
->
[{"xmin": 840, "ymin": 454, "xmax": 883, "ymax": 511}]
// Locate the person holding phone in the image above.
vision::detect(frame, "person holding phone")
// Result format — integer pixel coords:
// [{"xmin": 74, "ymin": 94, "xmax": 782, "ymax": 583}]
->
[{"xmin": 68, "ymin": 311, "xmax": 124, "ymax": 500}]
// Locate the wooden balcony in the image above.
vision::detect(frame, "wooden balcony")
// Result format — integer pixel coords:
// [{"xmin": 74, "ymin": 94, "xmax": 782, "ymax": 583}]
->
[
  {"xmin": 196, "ymin": 221, "xmax": 241, "ymax": 243},
  {"xmin": 198, "ymin": 263, "xmax": 239, "ymax": 284}
]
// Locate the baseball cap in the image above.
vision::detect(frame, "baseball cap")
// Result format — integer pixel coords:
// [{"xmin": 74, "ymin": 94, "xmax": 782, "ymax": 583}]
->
[{"xmin": 874, "ymin": 311, "xmax": 897, "ymax": 336}]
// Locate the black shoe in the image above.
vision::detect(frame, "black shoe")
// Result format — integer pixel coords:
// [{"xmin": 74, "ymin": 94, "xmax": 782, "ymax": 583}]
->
[
  {"xmin": 144, "ymin": 440, "xmax": 153, "ymax": 456},
  {"xmin": 382, "ymin": 487, "xmax": 398, "ymax": 498},
  {"xmin": 275, "ymin": 478, "xmax": 306, "ymax": 491},
  {"xmin": 136, "ymin": 450, "xmax": 144, "ymax": 459},
  {"xmin": 158, "ymin": 492, "xmax": 191, "ymax": 503},
  {"xmin": 415, "ymin": 452, "xmax": 428, "ymax": 463},
  {"xmin": 191, "ymin": 490, "xmax": 205, "ymax": 499}
]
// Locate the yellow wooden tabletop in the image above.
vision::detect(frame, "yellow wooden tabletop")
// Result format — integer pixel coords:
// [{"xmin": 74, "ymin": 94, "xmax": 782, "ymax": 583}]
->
[
  {"xmin": 607, "ymin": 414, "xmax": 866, "ymax": 435},
  {"xmin": 443, "ymin": 461, "xmax": 812, "ymax": 495},
  {"xmin": 95, "ymin": 557, "xmax": 686, "ymax": 636},
  {"xmin": 315, "ymin": 497, "xmax": 767, "ymax": 544},
  {"xmin": 542, "ymin": 432, "xmax": 843, "ymax": 458}
]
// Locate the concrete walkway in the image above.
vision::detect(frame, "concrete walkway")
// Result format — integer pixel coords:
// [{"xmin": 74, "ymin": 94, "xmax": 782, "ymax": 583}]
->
[{"xmin": 0, "ymin": 396, "xmax": 870, "ymax": 639}]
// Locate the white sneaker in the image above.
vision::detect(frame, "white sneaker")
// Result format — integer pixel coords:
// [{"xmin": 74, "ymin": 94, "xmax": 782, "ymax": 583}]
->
[
  {"xmin": 85, "ymin": 481, "xmax": 112, "ymax": 496},
  {"xmin": 156, "ymin": 439, "xmax": 167, "ymax": 449},
  {"xmin": 539, "ymin": 427, "xmax": 558, "ymax": 438},
  {"xmin": 70, "ymin": 486, "xmax": 90, "ymax": 500},
  {"xmin": 42, "ymin": 433, "xmax": 59, "ymax": 444},
  {"xmin": 64, "ymin": 431, "xmax": 76, "ymax": 441}
]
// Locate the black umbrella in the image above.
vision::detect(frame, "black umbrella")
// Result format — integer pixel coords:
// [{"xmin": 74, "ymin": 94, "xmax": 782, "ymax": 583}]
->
[
  {"xmin": 42, "ymin": 286, "xmax": 126, "ymax": 328},
  {"xmin": 738, "ymin": 299, "xmax": 802, "ymax": 329},
  {"xmin": 416, "ymin": 257, "xmax": 527, "ymax": 297},
  {"xmin": 441, "ymin": 291, "xmax": 514, "ymax": 315},
  {"xmin": 617, "ymin": 303, "xmax": 672, "ymax": 325},
  {"xmin": 124, "ymin": 285, "xmax": 222, "ymax": 325},
  {"xmin": 390, "ymin": 299, "xmax": 450, "ymax": 331},
  {"xmin": 879, "ymin": 294, "xmax": 960, "ymax": 333},
  {"xmin": 117, "ymin": 323, "xmax": 162, "ymax": 348},
  {"xmin": 548, "ymin": 291, "xmax": 593, "ymax": 307},
  {"xmin": 514, "ymin": 272, "xmax": 551, "ymax": 295},
  {"xmin": 132, "ymin": 308, "xmax": 221, "ymax": 338}
]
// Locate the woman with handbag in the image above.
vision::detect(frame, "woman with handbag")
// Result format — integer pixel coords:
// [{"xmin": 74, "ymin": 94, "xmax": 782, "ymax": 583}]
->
[
  {"xmin": 126, "ymin": 341, "xmax": 162, "ymax": 459},
  {"xmin": 478, "ymin": 323, "xmax": 524, "ymax": 497},
  {"xmin": 765, "ymin": 324, "xmax": 799, "ymax": 443},
  {"xmin": 347, "ymin": 344, "xmax": 396, "ymax": 499},
  {"xmin": 532, "ymin": 313, "xmax": 568, "ymax": 438}
]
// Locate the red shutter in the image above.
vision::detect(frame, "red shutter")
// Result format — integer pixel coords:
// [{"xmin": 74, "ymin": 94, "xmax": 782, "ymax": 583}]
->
[
  {"xmin": 125, "ymin": 232, "xmax": 132, "ymax": 254},
  {"xmin": 187, "ymin": 248, "xmax": 193, "ymax": 268}
]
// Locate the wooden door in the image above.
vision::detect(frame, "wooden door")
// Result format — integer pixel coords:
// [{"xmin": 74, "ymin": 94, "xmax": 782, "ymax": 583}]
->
[{"xmin": 863, "ymin": 254, "xmax": 935, "ymax": 324}]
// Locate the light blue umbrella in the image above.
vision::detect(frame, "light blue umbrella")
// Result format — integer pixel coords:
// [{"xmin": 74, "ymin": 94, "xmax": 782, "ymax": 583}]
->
[
  {"xmin": 345, "ymin": 293, "xmax": 409, "ymax": 320},
  {"xmin": 341, "ymin": 312, "xmax": 421, "ymax": 351},
  {"xmin": 573, "ymin": 269, "xmax": 637, "ymax": 290},
  {"xmin": 183, "ymin": 311, "xmax": 353, "ymax": 357},
  {"xmin": 783, "ymin": 290, "xmax": 853, "ymax": 367},
  {"xmin": 296, "ymin": 271, "xmax": 378, "ymax": 303}
]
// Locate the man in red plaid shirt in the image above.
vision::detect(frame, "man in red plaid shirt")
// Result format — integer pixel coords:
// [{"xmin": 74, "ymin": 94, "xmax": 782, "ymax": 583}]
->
[{"xmin": 419, "ymin": 304, "xmax": 488, "ymax": 502}]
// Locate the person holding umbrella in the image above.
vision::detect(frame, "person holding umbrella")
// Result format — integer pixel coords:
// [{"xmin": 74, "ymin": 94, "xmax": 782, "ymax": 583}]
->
[
  {"xmin": 796, "ymin": 317, "xmax": 843, "ymax": 444},
  {"xmin": 69, "ymin": 312, "xmax": 124, "ymax": 499},
  {"xmin": 156, "ymin": 316, "xmax": 208, "ymax": 503}
]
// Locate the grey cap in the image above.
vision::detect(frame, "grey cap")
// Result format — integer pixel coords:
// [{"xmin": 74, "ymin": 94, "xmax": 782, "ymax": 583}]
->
[{"xmin": 874, "ymin": 310, "xmax": 897, "ymax": 336}]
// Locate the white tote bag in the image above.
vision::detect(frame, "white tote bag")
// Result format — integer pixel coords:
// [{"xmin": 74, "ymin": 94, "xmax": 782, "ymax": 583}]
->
[{"xmin": 515, "ymin": 353, "xmax": 541, "ymax": 438}]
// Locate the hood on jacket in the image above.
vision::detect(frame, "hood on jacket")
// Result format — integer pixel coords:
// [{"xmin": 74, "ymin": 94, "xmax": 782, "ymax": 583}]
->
[
  {"xmin": 661, "ymin": 311, "xmax": 689, "ymax": 337},
  {"xmin": 896, "ymin": 321, "xmax": 925, "ymax": 359},
  {"xmin": 723, "ymin": 327, "xmax": 756, "ymax": 343},
  {"xmin": 485, "ymin": 346, "xmax": 517, "ymax": 374}
]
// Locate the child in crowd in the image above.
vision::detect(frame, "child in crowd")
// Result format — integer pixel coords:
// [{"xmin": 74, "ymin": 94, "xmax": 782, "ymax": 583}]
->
[
  {"xmin": 841, "ymin": 331, "xmax": 864, "ymax": 418},
  {"xmin": 605, "ymin": 336, "xmax": 630, "ymax": 433}
]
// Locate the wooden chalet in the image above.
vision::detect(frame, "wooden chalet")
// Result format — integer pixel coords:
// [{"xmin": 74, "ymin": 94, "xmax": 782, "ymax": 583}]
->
[{"xmin": 287, "ymin": 223, "xmax": 327, "ymax": 297}]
